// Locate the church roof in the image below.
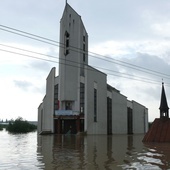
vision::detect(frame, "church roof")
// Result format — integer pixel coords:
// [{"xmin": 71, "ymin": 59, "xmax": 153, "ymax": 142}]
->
[
  {"xmin": 142, "ymin": 118, "xmax": 170, "ymax": 142},
  {"xmin": 159, "ymin": 82, "xmax": 169, "ymax": 111}
]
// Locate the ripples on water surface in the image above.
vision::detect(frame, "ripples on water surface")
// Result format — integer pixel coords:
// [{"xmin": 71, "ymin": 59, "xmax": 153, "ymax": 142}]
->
[
  {"xmin": 0, "ymin": 129, "xmax": 44, "ymax": 170},
  {"xmin": 1, "ymin": 129, "xmax": 170, "ymax": 169}
]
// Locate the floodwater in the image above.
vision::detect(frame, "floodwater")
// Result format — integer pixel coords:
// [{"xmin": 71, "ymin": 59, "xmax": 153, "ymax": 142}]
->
[{"xmin": 0, "ymin": 129, "xmax": 170, "ymax": 170}]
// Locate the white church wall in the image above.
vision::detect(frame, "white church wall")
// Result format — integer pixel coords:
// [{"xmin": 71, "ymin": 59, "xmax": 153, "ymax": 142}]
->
[
  {"xmin": 37, "ymin": 103, "xmax": 43, "ymax": 134},
  {"xmin": 127, "ymin": 100, "xmax": 132, "ymax": 108},
  {"xmin": 85, "ymin": 66, "xmax": 107, "ymax": 134},
  {"xmin": 59, "ymin": 4, "xmax": 88, "ymax": 102},
  {"xmin": 42, "ymin": 68, "xmax": 55, "ymax": 133},
  {"xmin": 112, "ymin": 91, "xmax": 127, "ymax": 134},
  {"xmin": 132, "ymin": 101, "xmax": 146, "ymax": 134},
  {"xmin": 144, "ymin": 108, "xmax": 149, "ymax": 133}
]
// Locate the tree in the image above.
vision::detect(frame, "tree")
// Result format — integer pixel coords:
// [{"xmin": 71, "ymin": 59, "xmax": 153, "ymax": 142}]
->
[{"xmin": 6, "ymin": 117, "xmax": 37, "ymax": 133}]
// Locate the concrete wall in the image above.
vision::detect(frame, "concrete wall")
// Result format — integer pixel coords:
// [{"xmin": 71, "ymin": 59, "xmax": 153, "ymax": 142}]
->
[
  {"xmin": 132, "ymin": 101, "xmax": 147, "ymax": 134},
  {"xmin": 59, "ymin": 4, "xmax": 88, "ymax": 103},
  {"xmin": 144, "ymin": 107, "xmax": 148, "ymax": 133},
  {"xmin": 38, "ymin": 103, "xmax": 43, "ymax": 134},
  {"xmin": 112, "ymin": 90, "xmax": 127, "ymax": 134},
  {"xmin": 42, "ymin": 68, "xmax": 55, "ymax": 133},
  {"xmin": 127, "ymin": 100, "xmax": 148, "ymax": 134},
  {"xmin": 85, "ymin": 66, "xmax": 107, "ymax": 134}
]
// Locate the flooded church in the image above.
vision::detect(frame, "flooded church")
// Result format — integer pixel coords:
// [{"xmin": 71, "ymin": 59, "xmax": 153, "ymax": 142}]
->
[{"xmin": 38, "ymin": 3, "xmax": 148, "ymax": 135}]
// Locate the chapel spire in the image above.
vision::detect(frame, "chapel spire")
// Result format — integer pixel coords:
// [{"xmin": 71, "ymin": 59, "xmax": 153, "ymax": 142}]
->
[{"xmin": 159, "ymin": 82, "xmax": 169, "ymax": 118}]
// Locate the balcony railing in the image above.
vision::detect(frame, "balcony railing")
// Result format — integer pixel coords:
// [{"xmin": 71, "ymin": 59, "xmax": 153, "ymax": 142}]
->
[{"xmin": 55, "ymin": 110, "xmax": 79, "ymax": 116}]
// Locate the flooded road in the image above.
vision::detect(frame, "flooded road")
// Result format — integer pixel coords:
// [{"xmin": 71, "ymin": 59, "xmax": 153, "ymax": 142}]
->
[{"xmin": 1, "ymin": 129, "xmax": 170, "ymax": 169}]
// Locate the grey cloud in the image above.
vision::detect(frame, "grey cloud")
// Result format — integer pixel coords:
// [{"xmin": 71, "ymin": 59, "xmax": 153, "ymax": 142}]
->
[
  {"xmin": 0, "ymin": 0, "xmax": 62, "ymax": 43},
  {"xmin": 136, "ymin": 53, "xmax": 170, "ymax": 77},
  {"xmin": 89, "ymin": 55, "xmax": 120, "ymax": 77},
  {"xmin": 29, "ymin": 61, "xmax": 52, "ymax": 72},
  {"xmin": 142, "ymin": 86, "xmax": 160, "ymax": 100},
  {"xmin": 79, "ymin": 0, "xmax": 170, "ymax": 42},
  {"xmin": 13, "ymin": 80, "xmax": 45, "ymax": 94},
  {"xmin": 120, "ymin": 53, "xmax": 170, "ymax": 81},
  {"xmin": 14, "ymin": 80, "xmax": 33, "ymax": 91},
  {"xmin": 1, "ymin": 0, "xmax": 170, "ymax": 45},
  {"xmin": 102, "ymin": 52, "xmax": 170, "ymax": 100}
]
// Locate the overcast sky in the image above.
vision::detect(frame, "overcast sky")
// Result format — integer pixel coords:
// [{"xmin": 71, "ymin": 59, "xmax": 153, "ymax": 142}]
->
[{"xmin": 1, "ymin": 0, "xmax": 170, "ymax": 122}]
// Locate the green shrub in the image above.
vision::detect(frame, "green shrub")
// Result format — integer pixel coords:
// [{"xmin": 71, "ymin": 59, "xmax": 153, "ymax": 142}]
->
[
  {"xmin": 0, "ymin": 125, "xmax": 3, "ymax": 131},
  {"xmin": 0, "ymin": 124, "xmax": 7, "ymax": 130},
  {"xmin": 6, "ymin": 117, "xmax": 37, "ymax": 133}
]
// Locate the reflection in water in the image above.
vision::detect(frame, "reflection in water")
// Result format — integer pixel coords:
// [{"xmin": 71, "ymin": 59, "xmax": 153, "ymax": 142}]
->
[
  {"xmin": 0, "ymin": 129, "xmax": 44, "ymax": 170},
  {"xmin": 37, "ymin": 134, "xmax": 170, "ymax": 170},
  {"xmin": 0, "ymin": 129, "xmax": 170, "ymax": 170},
  {"xmin": 121, "ymin": 135, "xmax": 170, "ymax": 170}
]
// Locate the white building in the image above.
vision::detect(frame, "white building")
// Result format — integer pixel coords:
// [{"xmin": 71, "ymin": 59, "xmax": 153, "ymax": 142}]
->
[{"xmin": 38, "ymin": 3, "xmax": 148, "ymax": 135}]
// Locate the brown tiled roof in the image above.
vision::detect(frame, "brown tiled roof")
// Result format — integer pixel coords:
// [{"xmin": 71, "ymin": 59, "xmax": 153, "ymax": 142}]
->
[{"xmin": 143, "ymin": 118, "xmax": 170, "ymax": 142}]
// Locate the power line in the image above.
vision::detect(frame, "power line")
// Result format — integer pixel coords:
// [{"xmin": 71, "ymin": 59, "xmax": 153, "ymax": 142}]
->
[
  {"xmin": 0, "ymin": 43, "xmax": 167, "ymax": 83},
  {"xmin": 0, "ymin": 46, "xmax": 168, "ymax": 86},
  {"xmin": 0, "ymin": 25, "xmax": 59, "ymax": 44},
  {"xmin": 1, "ymin": 24, "xmax": 170, "ymax": 79},
  {"xmin": 0, "ymin": 24, "xmax": 170, "ymax": 80},
  {"xmin": 0, "ymin": 27, "xmax": 60, "ymax": 47},
  {"xmin": 1, "ymin": 24, "xmax": 170, "ymax": 77},
  {"xmin": 0, "ymin": 43, "xmax": 58, "ymax": 60}
]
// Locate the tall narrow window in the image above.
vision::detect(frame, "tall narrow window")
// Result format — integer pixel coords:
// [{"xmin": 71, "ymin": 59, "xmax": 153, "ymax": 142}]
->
[
  {"xmin": 80, "ymin": 83, "xmax": 85, "ymax": 114},
  {"xmin": 127, "ymin": 107, "xmax": 133, "ymax": 134},
  {"xmin": 83, "ymin": 35, "xmax": 86, "ymax": 62},
  {"xmin": 64, "ymin": 31, "xmax": 69, "ymax": 55},
  {"xmin": 94, "ymin": 88, "xmax": 97, "ymax": 122},
  {"xmin": 107, "ymin": 97, "xmax": 112, "ymax": 135},
  {"xmin": 83, "ymin": 44, "xmax": 86, "ymax": 62},
  {"xmin": 83, "ymin": 44, "xmax": 85, "ymax": 51},
  {"xmin": 83, "ymin": 35, "xmax": 85, "ymax": 42},
  {"xmin": 83, "ymin": 53, "xmax": 85, "ymax": 62},
  {"xmin": 54, "ymin": 84, "xmax": 59, "ymax": 111}
]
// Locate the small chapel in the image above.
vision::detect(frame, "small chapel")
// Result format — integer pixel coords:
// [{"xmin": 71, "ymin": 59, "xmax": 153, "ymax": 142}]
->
[{"xmin": 143, "ymin": 82, "xmax": 170, "ymax": 142}]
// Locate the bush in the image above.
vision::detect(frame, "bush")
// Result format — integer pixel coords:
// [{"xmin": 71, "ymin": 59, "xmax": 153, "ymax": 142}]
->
[
  {"xmin": 0, "ymin": 124, "xmax": 8, "ymax": 130},
  {"xmin": 6, "ymin": 117, "xmax": 37, "ymax": 133},
  {"xmin": 0, "ymin": 125, "xmax": 3, "ymax": 131}
]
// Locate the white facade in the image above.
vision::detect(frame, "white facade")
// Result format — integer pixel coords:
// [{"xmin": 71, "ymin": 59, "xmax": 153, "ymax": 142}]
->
[
  {"xmin": 38, "ymin": 3, "xmax": 148, "ymax": 135},
  {"xmin": 38, "ymin": 68, "xmax": 55, "ymax": 133},
  {"xmin": 85, "ymin": 66, "xmax": 107, "ymax": 134},
  {"xmin": 59, "ymin": 4, "xmax": 88, "ymax": 109},
  {"xmin": 112, "ymin": 89, "xmax": 127, "ymax": 134},
  {"xmin": 127, "ymin": 100, "xmax": 148, "ymax": 134}
]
